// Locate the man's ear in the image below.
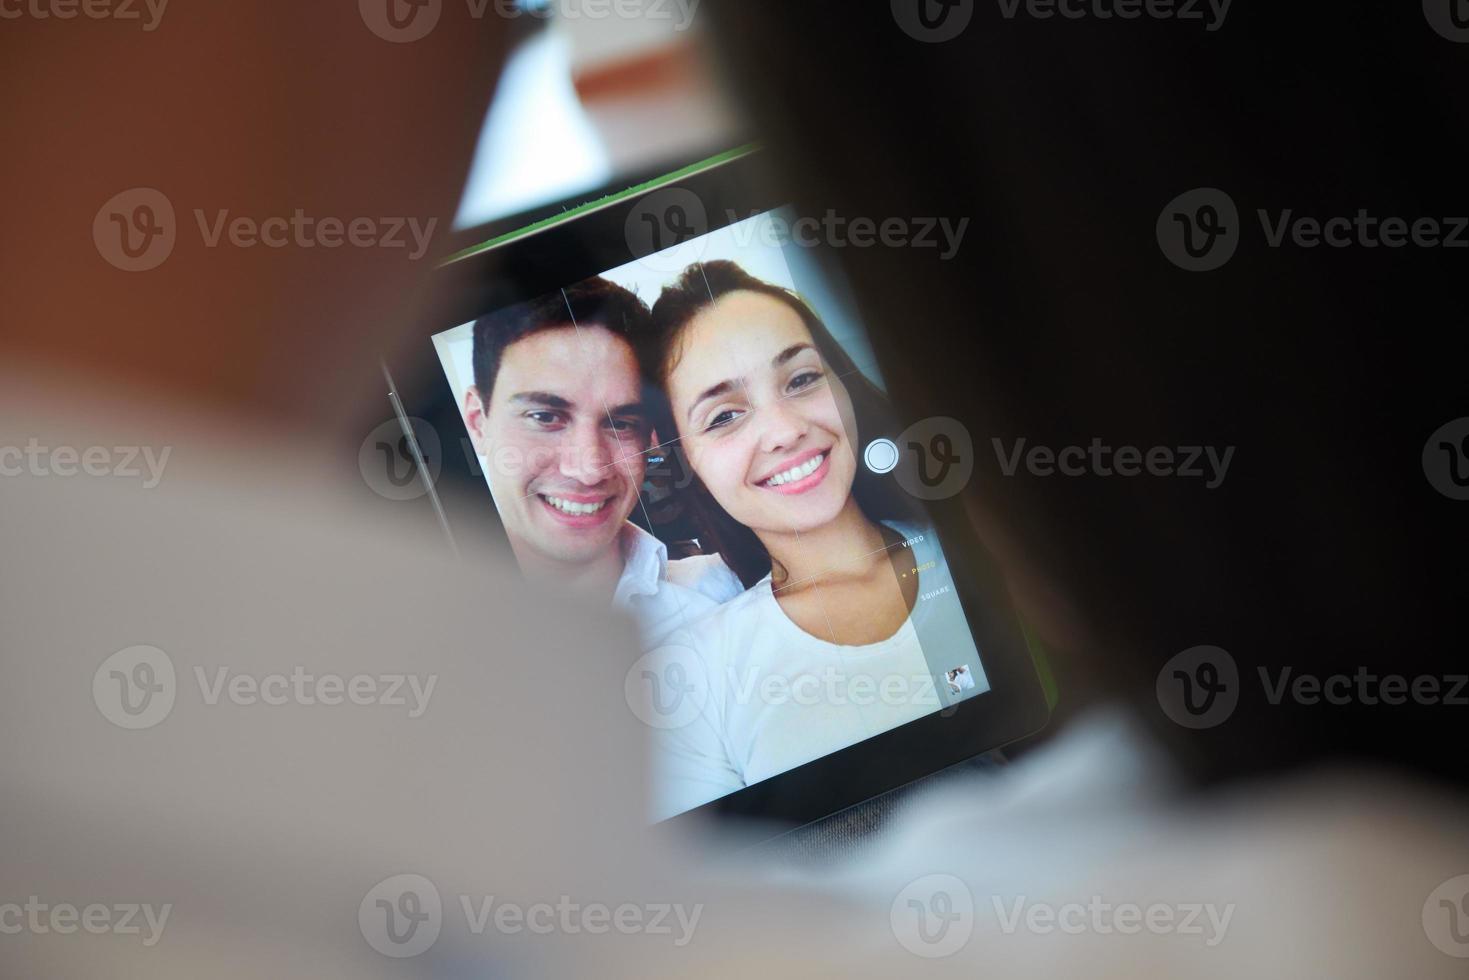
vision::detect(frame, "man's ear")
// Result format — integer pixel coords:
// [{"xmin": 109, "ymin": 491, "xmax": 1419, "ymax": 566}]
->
[{"xmin": 464, "ymin": 387, "xmax": 490, "ymax": 457}]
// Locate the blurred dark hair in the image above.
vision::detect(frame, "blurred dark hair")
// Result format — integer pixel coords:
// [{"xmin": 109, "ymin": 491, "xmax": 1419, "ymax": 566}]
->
[
  {"xmin": 702, "ymin": 4, "xmax": 1469, "ymax": 790},
  {"xmin": 648, "ymin": 260, "xmax": 923, "ymax": 588},
  {"xmin": 471, "ymin": 276, "xmax": 650, "ymax": 401}
]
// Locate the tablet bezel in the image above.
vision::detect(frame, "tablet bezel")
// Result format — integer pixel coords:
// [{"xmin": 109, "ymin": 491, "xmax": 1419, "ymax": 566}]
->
[{"xmin": 390, "ymin": 148, "xmax": 1052, "ymax": 831}]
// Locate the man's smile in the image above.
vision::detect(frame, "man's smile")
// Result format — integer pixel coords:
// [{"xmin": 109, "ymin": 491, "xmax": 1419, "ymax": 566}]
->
[{"xmin": 536, "ymin": 492, "xmax": 617, "ymax": 527}]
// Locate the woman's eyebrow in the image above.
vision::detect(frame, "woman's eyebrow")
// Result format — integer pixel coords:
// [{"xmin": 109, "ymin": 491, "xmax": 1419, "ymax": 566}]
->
[
  {"xmin": 684, "ymin": 344, "xmax": 818, "ymax": 423},
  {"xmin": 686, "ymin": 379, "xmax": 738, "ymax": 424},
  {"xmin": 772, "ymin": 343, "xmax": 814, "ymax": 367}
]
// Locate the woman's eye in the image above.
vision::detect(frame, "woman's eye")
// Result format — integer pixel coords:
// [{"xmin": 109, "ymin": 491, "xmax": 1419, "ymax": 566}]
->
[
  {"xmin": 706, "ymin": 409, "xmax": 744, "ymax": 431},
  {"xmin": 787, "ymin": 370, "xmax": 824, "ymax": 392}
]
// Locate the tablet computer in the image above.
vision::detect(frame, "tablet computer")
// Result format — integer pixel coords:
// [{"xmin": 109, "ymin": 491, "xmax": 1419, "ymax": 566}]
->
[{"xmin": 383, "ymin": 147, "xmax": 1051, "ymax": 830}]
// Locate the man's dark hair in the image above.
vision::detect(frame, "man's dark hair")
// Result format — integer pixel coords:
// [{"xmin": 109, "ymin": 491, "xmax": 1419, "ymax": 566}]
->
[{"xmin": 471, "ymin": 276, "xmax": 651, "ymax": 401}]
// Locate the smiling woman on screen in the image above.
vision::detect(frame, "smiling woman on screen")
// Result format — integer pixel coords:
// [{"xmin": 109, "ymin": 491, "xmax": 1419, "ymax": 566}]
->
[{"xmin": 641, "ymin": 261, "xmax": 987, "ymax": 816}]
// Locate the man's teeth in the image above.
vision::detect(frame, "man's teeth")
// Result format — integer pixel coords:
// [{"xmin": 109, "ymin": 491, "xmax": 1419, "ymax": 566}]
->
[
  {"xmin": 765, "ymin": 453, "xmax": 825, "ymax": 487},
  {"xmin": 542, "ymin": 495, "xmax": 608, "ymax": 516}
]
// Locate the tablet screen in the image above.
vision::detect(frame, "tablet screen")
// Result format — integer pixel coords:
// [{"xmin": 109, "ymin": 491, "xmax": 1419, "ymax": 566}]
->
[{"xmin": 431, "ymin": 207, "xmax": 989, "ymax": 819}]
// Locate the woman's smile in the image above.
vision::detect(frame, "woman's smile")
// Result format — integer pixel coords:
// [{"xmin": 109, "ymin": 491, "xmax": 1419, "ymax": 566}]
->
[{"xmin": 755, "ymin": 449, "xmax": 832, "ymax": 494}]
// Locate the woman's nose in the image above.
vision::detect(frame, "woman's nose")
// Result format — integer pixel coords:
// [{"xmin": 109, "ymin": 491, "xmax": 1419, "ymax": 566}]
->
[{"xmin": 755, "ymin": 398, "xmax": 807, "ymax": 454}]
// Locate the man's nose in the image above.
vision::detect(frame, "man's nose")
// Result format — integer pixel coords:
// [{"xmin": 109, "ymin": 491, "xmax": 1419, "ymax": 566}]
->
[
  {"xmin": 755, "ymin": 398, "xmax": 807, "ymax": 455},
  {"xmin": 559, "ymin": 421, "xmax": 615, "ymax": 486}
]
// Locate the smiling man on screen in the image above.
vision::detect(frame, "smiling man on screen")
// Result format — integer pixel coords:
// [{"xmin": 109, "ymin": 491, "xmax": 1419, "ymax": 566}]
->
[{"xmin": 461, "ymin": 276, "xmax": 742, "ymax": 644}]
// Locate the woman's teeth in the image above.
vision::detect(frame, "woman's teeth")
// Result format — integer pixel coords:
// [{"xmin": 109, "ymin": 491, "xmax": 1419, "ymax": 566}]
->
[
  {"xmin": 764, "ymin": 453, "xmax": 825, "ymax": 487},
  {"xmin": 542, "ymin": 495, "xmax": 608, "ymax": 515}
]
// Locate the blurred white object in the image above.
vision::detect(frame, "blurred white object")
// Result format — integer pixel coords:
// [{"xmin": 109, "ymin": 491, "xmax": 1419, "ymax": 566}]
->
[{"xmin": 454, "ymin": 27, "xmax": 613, "ymax": 228}]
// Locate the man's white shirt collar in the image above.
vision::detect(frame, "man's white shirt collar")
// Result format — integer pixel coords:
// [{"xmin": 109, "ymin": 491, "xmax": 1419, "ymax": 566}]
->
[
  {"xmin": 612, "ymin": 521, "xmax": 669, "ymax": 606},
  {"xmin": 609, "ymin": 522, "xmax": 745, "ymax": 647}
]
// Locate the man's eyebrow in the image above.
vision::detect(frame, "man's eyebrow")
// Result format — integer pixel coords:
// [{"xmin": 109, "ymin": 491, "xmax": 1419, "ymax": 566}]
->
[
  {"xmin": 606, "ymin": 401, "xmax": 646, "ymax": 419},
  {"xmin": 508, "ymin": 391, "xmax": 573, "ymax": 410},
  {"xmin": 686, "ymin": 379, "xmax": 738, "ymax": 424},
  {"xmin": 773, "ymin": 342, "xmax": 814, "ymax": 367}
]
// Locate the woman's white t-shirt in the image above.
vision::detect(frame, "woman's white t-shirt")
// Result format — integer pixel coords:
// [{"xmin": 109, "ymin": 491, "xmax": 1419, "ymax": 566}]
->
[{"xmin": 648, "ymin": 521, "xmax": 989, "ymax": 819}]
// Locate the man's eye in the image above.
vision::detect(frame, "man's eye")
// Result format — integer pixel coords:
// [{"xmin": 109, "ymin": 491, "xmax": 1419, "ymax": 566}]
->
[
  {"xmin": 526, "ymin": 411, "xmax": 562, "ymax": 426},
  {"xmin": 788, "ymin": 370, "xmax": 824, "ymax": 393},
  {"xmin": 607, "ymin": 418, "xmax": 640, "ymax": 434}
]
